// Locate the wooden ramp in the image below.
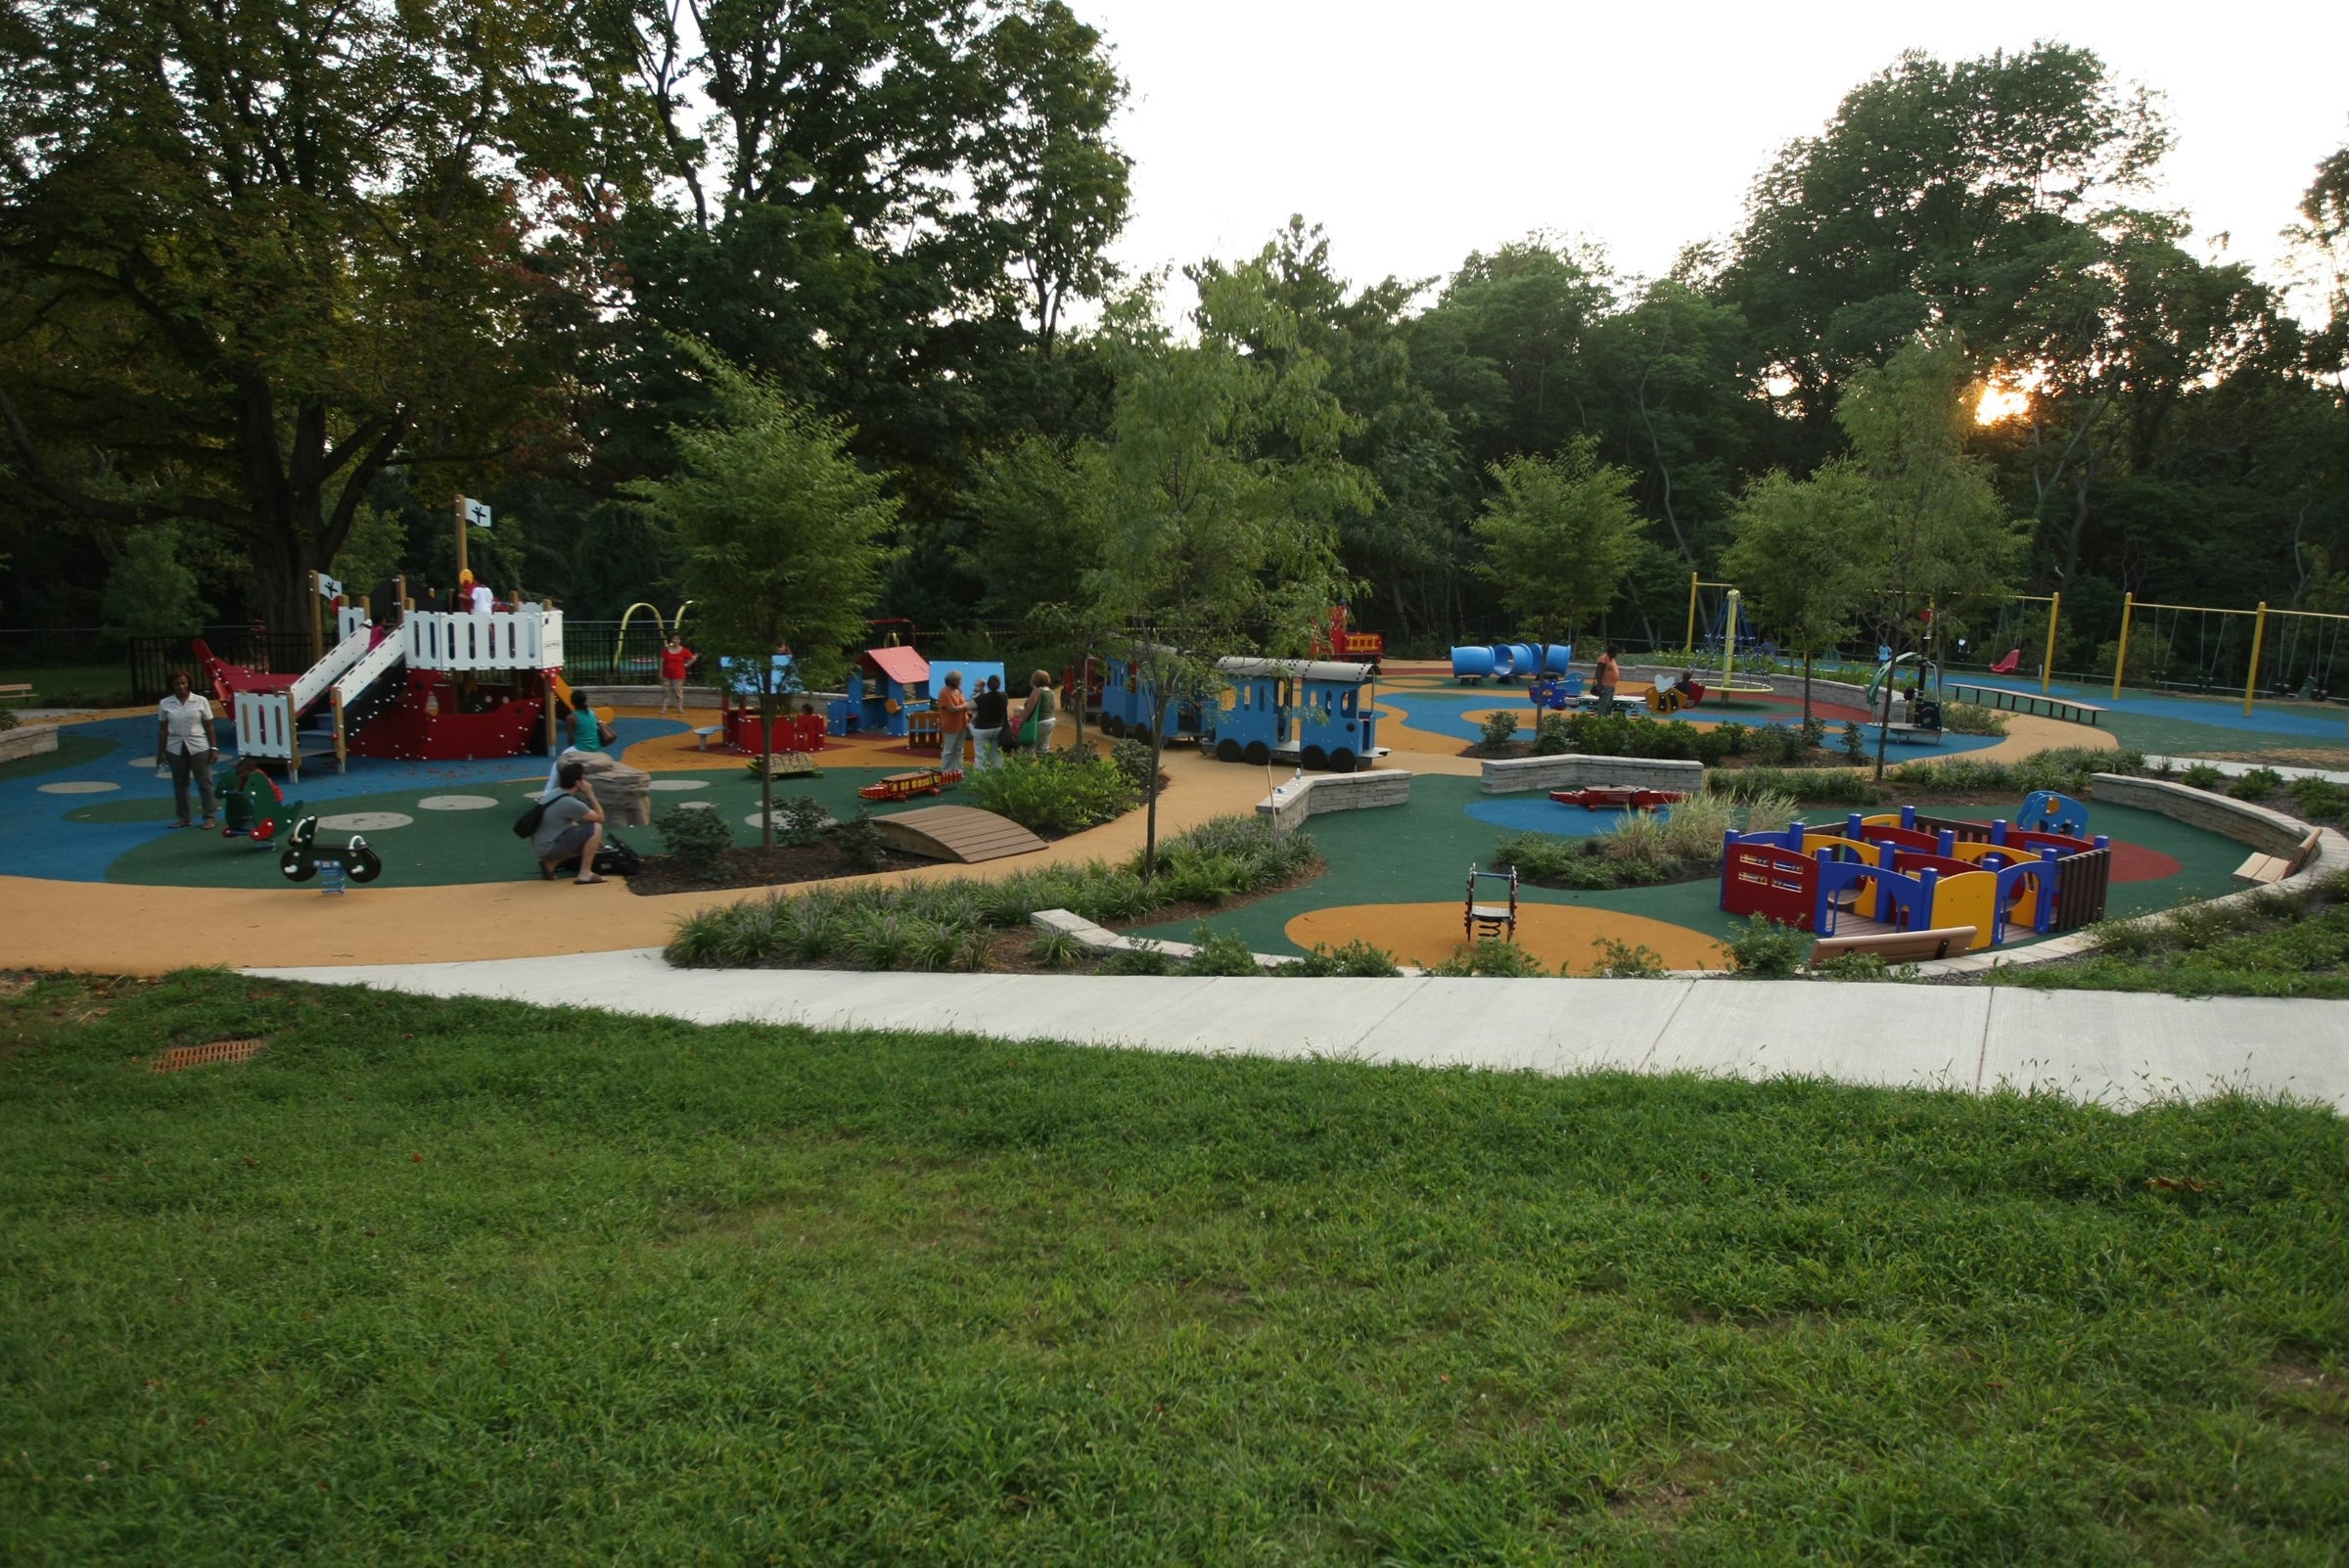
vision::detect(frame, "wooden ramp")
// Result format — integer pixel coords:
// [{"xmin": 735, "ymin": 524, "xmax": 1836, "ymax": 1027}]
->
[{"xmin": 871, "ymin": 805, "xmax": 1046, "ymax": 863}]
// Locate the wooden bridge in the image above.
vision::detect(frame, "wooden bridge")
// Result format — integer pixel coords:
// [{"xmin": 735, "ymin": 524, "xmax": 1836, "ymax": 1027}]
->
[{"xmin": 870, "ymin": 805, "xmax": 1045, "ymax": 864}]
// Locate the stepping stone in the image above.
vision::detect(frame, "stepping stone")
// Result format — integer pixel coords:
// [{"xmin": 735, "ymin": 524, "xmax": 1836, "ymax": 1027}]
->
[
  {"xmin": 38, "ymin": 780, "xmax": 118, "ymax": 794},
  {"xmin": 418, "ymin": 795, "xmax": 499, "ymax": 810},
  {"xmin": 318, "ymin": 811, "xmax": 411, "ymax": 831}
]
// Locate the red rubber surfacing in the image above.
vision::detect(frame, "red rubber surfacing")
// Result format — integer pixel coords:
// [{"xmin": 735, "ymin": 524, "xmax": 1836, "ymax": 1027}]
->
[{"xmin": 2107, "ymin": 841, "xmax": 2184, "ymax": 884}]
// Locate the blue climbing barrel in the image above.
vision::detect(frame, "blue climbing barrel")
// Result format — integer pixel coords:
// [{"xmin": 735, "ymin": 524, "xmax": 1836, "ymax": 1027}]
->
[
  {"xmin": 1451, "ymin": 645, "xmax": 1497, "ymax": 681},
  {"xmin": 1541, "ymin": 642, "xmax": 1574, "ymax": 673}
]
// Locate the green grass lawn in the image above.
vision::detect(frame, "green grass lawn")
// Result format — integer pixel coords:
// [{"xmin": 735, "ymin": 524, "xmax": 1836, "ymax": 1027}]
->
[
  {"xmin": 0, "ymin": 663, "xmax": 134, "ymax": 707},
  {"xmin": 4, "ymin": 973, "xmax": 2345, "ymax": 1564}
]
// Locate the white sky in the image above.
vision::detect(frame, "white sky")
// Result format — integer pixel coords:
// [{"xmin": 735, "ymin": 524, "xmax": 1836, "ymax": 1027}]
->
[{"xmin": 1074, "ymin": 0, "xmax": 2349, "ymax": 321}]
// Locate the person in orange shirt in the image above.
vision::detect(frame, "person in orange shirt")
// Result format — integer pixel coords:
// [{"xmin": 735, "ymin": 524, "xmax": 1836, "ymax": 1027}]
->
[
  {"xmin": 935, "ymin": 669, "xmax": 971, "ymax": 777},
  {"xmin": 657, "ymin": 634, "xmax": 697, "ymax": 715}
]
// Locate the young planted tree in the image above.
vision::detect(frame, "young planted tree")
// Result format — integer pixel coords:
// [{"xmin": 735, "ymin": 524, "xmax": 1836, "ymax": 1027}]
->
[
  {"xmin": 1721, "ymin": 462, "xmax": 1882, "ymax": 729},
  {"xmin": 629, "ymin": 349, "xmax": 897, "ymax": 845},
  {"xmin": 1470, "ymin": 438, "xmax": 1645, "ymax": 727},
  {"xmin": 1840, "ymin": 338, "xmax": 2027, "ymax": 777},
  {"xmin": 1083, "ymin": 262, "xmax": 1376, "ymax": 881}
]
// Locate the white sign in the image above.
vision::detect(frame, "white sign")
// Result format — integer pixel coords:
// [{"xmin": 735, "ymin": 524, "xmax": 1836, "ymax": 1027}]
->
[
  {"xmin": 464, "ymin": 498, "xmax": 492, "ymax": 529},
  {"xmin": 316, "ymin": 573, "xmax": 344, "ymax": 598}
]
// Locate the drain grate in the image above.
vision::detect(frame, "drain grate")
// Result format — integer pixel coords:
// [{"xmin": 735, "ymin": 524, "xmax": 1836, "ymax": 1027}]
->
[{"xmin": 151, "ymin": 1039, "xmax": 265, "ymax": 1073}]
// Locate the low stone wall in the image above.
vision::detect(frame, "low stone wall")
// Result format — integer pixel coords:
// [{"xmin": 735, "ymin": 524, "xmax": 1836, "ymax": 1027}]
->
[
  {"xmin": 1256, "ymin": 768, "xmax": 1410, "ymax": 832},
  {"xmin": 0, "ymin": 723, "xmax": 60, "ymax": 766},
  {"xmin": 1480, "ymin": 754, "xmax": 1705, "ymax": 796},
  {"xmin": 2086, "ymin": 773, "xmax": 2315, "ymax": 856},
  {"xmin": 572, "ymin": 683, "xmax": 721, "ymax": 711}
]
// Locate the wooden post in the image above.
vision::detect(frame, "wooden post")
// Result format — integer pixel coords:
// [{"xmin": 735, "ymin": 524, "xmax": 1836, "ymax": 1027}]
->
[
  {"xmin": 2110, "ymin": 593, "xmax": 2134, "ymax": 699},
  {"xmin": 2243, "ymin": 602, "xmax": 2268, "ymax": 716},
  {"xmin": 1684, "ymin": 572, "xmax": 1698, "ymax": 655},
  {"xmin": 2040, "ymin": 591, "xmax": 2061, "ymax": 694},
  {"xmin": 543, "ymin": 597, "xmax": 560, "ymax": 756},
  {"xmin": 454, "ymin": 497, "xmax": 469, "ymax": 579}
]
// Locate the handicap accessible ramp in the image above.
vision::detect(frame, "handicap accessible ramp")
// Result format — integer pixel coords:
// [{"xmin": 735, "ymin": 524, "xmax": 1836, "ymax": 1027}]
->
[{"xmin": 244, "ymin": 952, "xmax": 2349, "ymax": 1112}]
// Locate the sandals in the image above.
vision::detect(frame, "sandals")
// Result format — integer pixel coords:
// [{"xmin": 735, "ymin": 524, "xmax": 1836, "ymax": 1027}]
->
[{"xmin": 574, "ymin": 873, "xmax": 608, "ymax": 886}]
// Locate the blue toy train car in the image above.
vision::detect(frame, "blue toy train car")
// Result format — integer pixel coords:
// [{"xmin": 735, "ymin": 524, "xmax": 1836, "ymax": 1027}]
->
[
  {"xmin": 1089, "ymin": 646, "xmax": 1209, "ymax": 745},
  {"xmin": 1200, "ymin": 657, "xmax": 1381, "ymax": 771}
]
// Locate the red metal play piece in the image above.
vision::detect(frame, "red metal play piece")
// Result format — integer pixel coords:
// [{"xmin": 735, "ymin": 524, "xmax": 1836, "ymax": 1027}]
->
[
  {"xmin": 1548, "ymin": 787, "xmax": 1689, "ymax": 811},
  {"xmin": 857, "ymin": 768, "xmax": 962, "ymax": 803}
]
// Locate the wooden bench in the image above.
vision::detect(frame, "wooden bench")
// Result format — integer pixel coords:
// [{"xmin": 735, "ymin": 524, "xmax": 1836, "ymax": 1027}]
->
[
  {"xmin": 1808, "ymin": 926, "xmax": 1978, "ymax": 965},
  {"xmin": 0, "ymin": 683, "xmax": 34, "ymax": 706},
  {"xmin": 2234, "ymin": 828, "xmax": 2324, "ymax": 887}
]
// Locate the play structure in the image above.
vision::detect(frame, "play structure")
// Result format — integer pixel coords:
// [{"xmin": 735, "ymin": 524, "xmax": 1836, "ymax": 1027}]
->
[
  {"xmin": 714, "ymin": 655, "xmax": 832, "ymax": 757},
  {"xmin": 825, "ymin": 637, "xmax": 1004, "ymax": 747},
  {"xmin": 276, "ymin": 813, "xmax": 384, "ymax": 890},
  {"xmin": 1201, "ymin": 657, "xmax": 1383, "ymax": 770},
  {"xmin": 1464, "ymin": 863, "xmax": 1520, "ymax": 943},
  {"xmin": 857, "ymin": 767, "xmax": 961, "ymax": 803},
  {"xmin": 1550, "ymin": 787, "xmax": 1688, "ymax": 811},
  {"xmin": 200, "ymin": 582, "xmax": 563, "ymax": 778},
  {"xmin": 870, "ymin": 805, "xmax": 1048, "ymax": 865},
  {"xmin": 220, "ymin": 765, "xmax": 300, "ymax": 844},
  {"xmin": 1720, "ymin": 797, "xmax": 2113, "ymax": 951},
  {"xmin": 1451, "ymin": 641, "xmax": 1572, "ymax": 684},
  {"xmin": 1643, "ymin": 671, "xmax": 1710, "ymax": 715},
  {"xmin": 1310, "ymin": 603, "xmax": 1385, "ymax": 669},
  {"xmin": 1089, "ymin": 647, "xmax": 1208, "ymax": 747}
]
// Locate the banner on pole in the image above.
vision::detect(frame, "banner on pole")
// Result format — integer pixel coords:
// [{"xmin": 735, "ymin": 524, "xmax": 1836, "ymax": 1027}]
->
[{"xmin": 464, "ymin": 498, "xmax": 493, "ymax": 529}]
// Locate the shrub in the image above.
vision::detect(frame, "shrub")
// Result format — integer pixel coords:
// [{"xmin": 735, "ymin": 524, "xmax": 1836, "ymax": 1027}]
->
[
  {"xmin": 1492, "ymin": 832, "xmax": 1587, "ymax": 882},
  {"xmin": 1714, "ymin": 722, "xmax": 1752, "ymax": 757},
  {"xmin": 786, "ymin": 895, "xmax": 844, "ymax": 961},
  {"xmin": 1811, "ymin": 950, "xmax": 1901, "ymax": 981},
  {"xmin": 654, "ymin": 804, "xmax": 734, "ymax": 882},
  {"xmin": 1710, "ymin": 767, "xmax": 1877, "ymax": 806},
  {"xmin": 965, "ymin": 750, "xmax": 1141, "ymax": 835},
  {"xmin": 1589, "ymin": 938, "xmax": 1667, "ymax": 978},
  {"xmin": 1598, "ymin": 809, "xmax": 1670, "ymax": 864},
  {"xmin": 1183, "ymin": 924, "xmax": 1265, "ymax": 976},
  {"xmin": 1634, "ymin": 720, "xmax": 1699, "ymax": 761},
  {"xmin": 846, "ymin": 909, "xmax": 913, "ymax": 969},
  {"xmin": 2180, "ymin": 762, "xmax": 2227, "ymax": 792},
  {"xmin": 906, "ymin": 920, "xmax": 963, "ymax": 972},
  {"xmin": 949, "ymin": 926, "xmax": 995, "ymax": 973},
  {"xmin": 1534, "ymin": 713, "xmax": 1573, "ymax": 755},
  {"xmin": 778, "ymin": 795, "xmax": 830, "ymax": 849},
  {"xmin": 1109, "ymin": 738, "xmax": 1158, "ymax": 794},
  {"xmin": 1478, "ymin": 710, "xmax": 1521, "ymax": 748},
  {"xmin": 1430, "ymin": 938, "xmax": 1551, "ymax": 978},
  {"xmin": 1659, "ymin": 793, "xmax": 1735, "ymax": 861},
  {"xmin": 1281, "ymin": 939, "xmax": 1403, "ymax": 978},
  {"xmin": 1840, "ymin": 721, "xmax": 1868, "ymax": 764},
  {"xmin": 2228, "ymin": 766, "xmax": 2285, "ymax": 802},
  {"xmin": 1725, "ymin": 914, "xmax": 1808, "ymax": 977},
  {"xmin": 1101, "ymin": 945, "xmax": 1173, "ymax": 975},
  {"xmin": 2286, "ymin": 775, "xmax": 2349, "ymax": 824},
  {"xmin": 665, "ymin": 906, "xmax": 732, "ymax": 967},
  {"xmin": 1739, "ymin": 790, "xmax": 1802, "ymax": 837},
  {"xmin": 1943, "ymin": 702, "xmax": 2009, "ymax": 737},
  {"xmin": 1692, "ymin": 728, "xmax": 1731, "ymax": 767},
  {"xmin": 1029, "ymin": 928, "xmax": 1082, "ymax": 968},
  {"xmin": 828, "ymin": 807, "xmax": 891, "ymax": 872}
]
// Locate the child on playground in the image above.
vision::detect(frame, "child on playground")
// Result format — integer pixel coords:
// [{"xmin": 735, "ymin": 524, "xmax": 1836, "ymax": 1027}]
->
[{"xmin": 658, "ymin": 634, "xmax": 696, "ymax": 715}]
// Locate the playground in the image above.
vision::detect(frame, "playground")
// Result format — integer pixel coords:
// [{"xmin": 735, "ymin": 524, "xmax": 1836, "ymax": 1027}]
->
[{"xmin": 0, "ymin": 662, "xmax": 2260, "ymax": 976}]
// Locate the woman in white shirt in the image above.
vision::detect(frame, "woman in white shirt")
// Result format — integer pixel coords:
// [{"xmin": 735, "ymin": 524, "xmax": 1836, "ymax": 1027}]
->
[{"xmin": 155, "ymin": 669, "xmax": 218, "ymax": 829}]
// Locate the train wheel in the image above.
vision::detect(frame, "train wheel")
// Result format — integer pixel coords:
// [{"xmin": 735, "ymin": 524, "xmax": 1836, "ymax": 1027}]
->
[
  {"xmin": 1099, "ymin": 714, "xmax": 1125, "ymax": 738},
  {"xmin": 1216, "ymin": 739, "xmax": 1242, "ymax": 763},
  {"xmin": 1301, "ymin": 744, "xmax": 1328, "ymax": 770},
  {"xmin": 345, "ymin": 843, "xmax": 385, "ymax": 884},
  {"xmin": 1131, "ymin": 721, "xmax": 1153, "ymax": 747},
  {"xmin": 1242, "ymin": 741, "xmax": 1270, "ymax": 766},
  {"xmin": 1329, "ymin": 748, "xmax": 1358, "ymax": 773}
]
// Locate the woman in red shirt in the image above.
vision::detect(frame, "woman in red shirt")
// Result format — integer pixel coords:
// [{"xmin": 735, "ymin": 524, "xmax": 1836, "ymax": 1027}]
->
[{"xmin": 658, "ymin": 635, "xmax": 696, "ymax": 715}]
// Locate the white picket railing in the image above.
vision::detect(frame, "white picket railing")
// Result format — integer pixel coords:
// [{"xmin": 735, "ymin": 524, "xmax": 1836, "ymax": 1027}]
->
[
  {"xmin": 402, "ymin": 608, "xmax": 563, "ymax": 672},
  {"xmin": 234, "ymin": 691, "xmax": 294, "ymax": 762}
]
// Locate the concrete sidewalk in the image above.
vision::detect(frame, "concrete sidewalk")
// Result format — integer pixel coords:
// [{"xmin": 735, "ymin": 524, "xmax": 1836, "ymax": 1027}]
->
[{"xmin": 247, "ymin": 952, "xmax": 2349, "ymax": 1112}]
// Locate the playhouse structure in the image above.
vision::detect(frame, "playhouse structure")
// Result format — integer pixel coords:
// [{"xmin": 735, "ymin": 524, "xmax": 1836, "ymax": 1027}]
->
[
  {"xmin": 201, "ymin": 598, "xmax": 563, "ymax": 778},
  {"xmin": 1720, "ymin": 801, "xmax": 2113, "ymax": 951}
]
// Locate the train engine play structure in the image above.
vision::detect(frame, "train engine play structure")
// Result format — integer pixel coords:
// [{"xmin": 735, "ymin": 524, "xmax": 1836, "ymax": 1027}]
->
[
  {"xmin": 199, "ymin": 583, "xmax": 564, "ymax": 778},
  {"xmin": 1719, "ymin": 795, "xmax": 2113, "ymax": 952}
]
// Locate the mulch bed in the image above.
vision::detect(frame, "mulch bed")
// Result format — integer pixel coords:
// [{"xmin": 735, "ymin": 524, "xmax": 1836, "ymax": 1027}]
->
[{"xmin": 624, "ymin": 841, "xmax": 933, "ymax": 897}]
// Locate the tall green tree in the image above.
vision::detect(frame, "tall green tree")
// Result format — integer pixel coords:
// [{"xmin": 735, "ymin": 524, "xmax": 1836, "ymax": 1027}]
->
[
  {"xmin": 630, "ymin": 348, "xmax": 898, "ymax": 845},
  {"xmin": 1721, "ymin": 464, "xmax": 1881, "ymax": 726},
  {"xmin": 0, "ymin": 0, "xmax": 632, "ymax": 630},
  {"xmin": 1083, "ymin": 262, "xmax": 1376, "ymax": 878},
  {"xmin": 1840, "ymin": 339, "xmax": 2027, "ymax": 774},
  {"xmin": 1470, "ymin": 438, "xmax": 1645, "ymax": 723}
]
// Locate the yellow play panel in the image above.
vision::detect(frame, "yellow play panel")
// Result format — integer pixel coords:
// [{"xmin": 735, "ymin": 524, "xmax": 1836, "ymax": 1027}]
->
[{"xmin": 1285, "ymin": 900, "xmax": 1727, "ymax": 975}]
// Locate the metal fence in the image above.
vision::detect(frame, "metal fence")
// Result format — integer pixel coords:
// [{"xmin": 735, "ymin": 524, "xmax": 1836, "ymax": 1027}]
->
[{"xmin": 125, "ymin": 627, "xmax": 314, "ymax": 703}]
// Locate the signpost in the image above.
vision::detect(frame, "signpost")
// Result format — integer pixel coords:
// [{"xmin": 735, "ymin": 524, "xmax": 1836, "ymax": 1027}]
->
[{"xmin": 453, "ymin": 496, "xmax": 492, "ymax": 578}]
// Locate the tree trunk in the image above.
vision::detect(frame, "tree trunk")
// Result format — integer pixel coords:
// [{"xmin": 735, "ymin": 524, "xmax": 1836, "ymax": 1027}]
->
[
  {"xmin": 758, "ymin": 680, "xmax": 775, "ymax": 848},
  {"xmin": 1801, "ymin": 647, "xmax": 1813, "ymax": 731},
  {"xmin": 1142, "ymin": 716, "xmax": 1166, "ymax": 888}
]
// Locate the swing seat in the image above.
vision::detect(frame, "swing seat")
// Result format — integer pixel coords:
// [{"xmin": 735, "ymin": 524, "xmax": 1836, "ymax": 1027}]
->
[{"xmin": 1988, "ymin": 649, "xmax": 2022, "ymax": 675}]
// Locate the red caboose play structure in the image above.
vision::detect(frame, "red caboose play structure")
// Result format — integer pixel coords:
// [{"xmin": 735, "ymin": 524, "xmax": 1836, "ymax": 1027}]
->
[
  {"xmin": 1720, "ymin": 802, "xmax": 2112, "ymax": 951},
  {"xmin": 1311, "ymin": 604, "xmax": 1383, "ymax": 669}
]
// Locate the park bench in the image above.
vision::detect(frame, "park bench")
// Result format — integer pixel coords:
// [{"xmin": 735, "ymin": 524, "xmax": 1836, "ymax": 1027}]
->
[
  {"xmin": 0, "ymin": 683, "xmax": 34, "ymax": 707},
  {"xmin": 1807, "ymin": 926, "xmax": 1978, "ymax": 966},
  {"xmin": 2233, "ymin": 828, "xmax": 2324, "ymax": 888}
]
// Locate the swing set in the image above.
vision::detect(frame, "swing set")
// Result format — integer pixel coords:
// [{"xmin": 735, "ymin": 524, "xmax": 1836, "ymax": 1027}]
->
[
  {"xmin": 612, "ymin": 600, "xmax": 696, "ymax": 681},
  {"xmin": 2109, "ymin": 594, "xmax": 2349, "ymax": 713}
]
